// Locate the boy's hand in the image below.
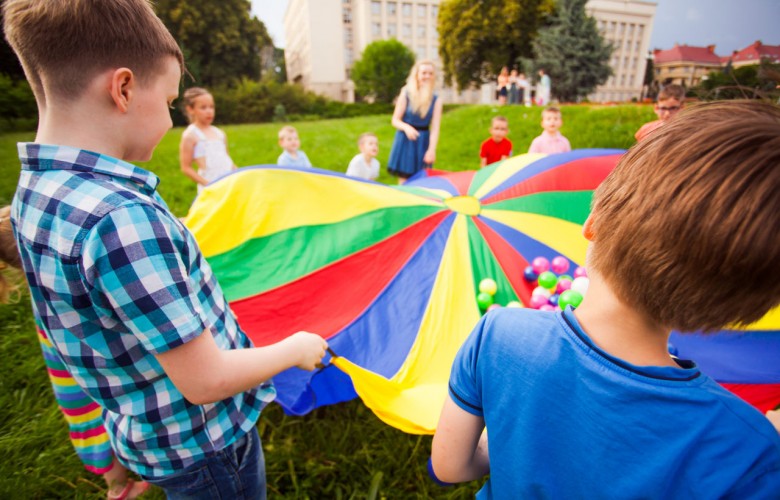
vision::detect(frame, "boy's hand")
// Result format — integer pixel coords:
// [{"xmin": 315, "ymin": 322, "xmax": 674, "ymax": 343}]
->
[
  {"xmin": 766, "ymin": 410, "xmax": 780, "ymax": 434},
  {"xmin": 284, "ymin": 331, "xmax": 328, "ymax": 371}
]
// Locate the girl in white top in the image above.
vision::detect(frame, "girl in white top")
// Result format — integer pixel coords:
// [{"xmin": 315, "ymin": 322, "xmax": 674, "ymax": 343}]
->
[{"xmin": 179, "ymin": 87, "xmax": 236, "ymax": 193}]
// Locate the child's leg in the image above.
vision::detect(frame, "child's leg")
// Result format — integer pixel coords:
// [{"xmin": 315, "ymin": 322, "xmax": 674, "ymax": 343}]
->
[{"xmin": 142, "ymin": 427, "xmax": 265, "ymax": 499}]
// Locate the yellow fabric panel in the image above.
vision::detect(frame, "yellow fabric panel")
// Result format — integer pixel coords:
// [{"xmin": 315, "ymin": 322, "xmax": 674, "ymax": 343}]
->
[
  {"xmin": 332, "ymin": 215, "xmax": 481, "ymax": 434},
  {"xmin": 482, "ymin": 208, "xmax": 589, "ymax": 263},
  {"xmin": 472, "ymin": 154, "xmax": 546, "ymax": 199},
  {"xmin": 738, "ymin": 306, "xmax": 780, "ymax": 331},
  {"xmin": 185, "ymin": 169, "xmax": 440, "ymax": 257}
]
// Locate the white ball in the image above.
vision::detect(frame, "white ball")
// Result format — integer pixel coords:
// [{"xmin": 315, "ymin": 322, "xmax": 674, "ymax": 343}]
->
[
  {"xmin": 571, "ymin": 277, "xmax": 590, "ymax": 296},
  {"xmin": 532, "ymin": 286, "xmax": 552, "ymax": 299}
]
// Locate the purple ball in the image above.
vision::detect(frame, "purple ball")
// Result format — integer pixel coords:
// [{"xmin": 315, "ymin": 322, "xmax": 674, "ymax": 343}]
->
[
  {"xmin": 523, "ymin": 265, "xmax": 539, "ymax": 282},
  {"xmin": 531, "ymin": 257, "xmax": 550, "ymax": 275},
  {"xmin": 551, "ymin": 256, "xmax": 570, "ymax": 274},
  {"xmin": 548, "ymin": 293, "xmax": 560, "ymax": 307}
]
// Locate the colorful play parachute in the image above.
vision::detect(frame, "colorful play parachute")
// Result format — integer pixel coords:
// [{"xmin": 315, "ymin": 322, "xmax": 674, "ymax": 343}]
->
[{"xmin": 185, "ymin": 149, "xmax": 779, "ymax": 434}]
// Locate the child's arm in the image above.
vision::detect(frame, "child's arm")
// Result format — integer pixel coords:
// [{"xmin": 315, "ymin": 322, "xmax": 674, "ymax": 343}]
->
[
  {"xmin": 424, "ymin": 98, "xmax": 444, "ymax": 166},
  {"xmin": 480, "ymin": 157, "xmax": 488, "ymax": 168},
  {"xmin": 179, "ymin": 132, "xmax": 210, "ymax": 186},
  {"xmin": 767, "ymin": 409, "xmax": 780, "ymax": 434},
  {"xmin": 223, "ymin": 133, "xmax": 238, "ymax": 170},
  {"xmin": 431, "ymin": 395, "xmax": 490, "ymax": 483},
  {"xmin": 391, "ymin": 92, "xmax": 419, "ymax": 141},
  {"xmin": 155, "ymin": 328, "xmax": 327, "ymax": 405}
]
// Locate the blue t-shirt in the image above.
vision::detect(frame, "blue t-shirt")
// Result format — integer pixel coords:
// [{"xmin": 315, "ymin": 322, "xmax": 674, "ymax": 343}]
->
[
  {"xmin": 277, "ymin": 149, "xmax": 312, "ymax": 168},
  {"xmin": 449, "ymin": 307, "xmax": 780, "ymax": 498}
]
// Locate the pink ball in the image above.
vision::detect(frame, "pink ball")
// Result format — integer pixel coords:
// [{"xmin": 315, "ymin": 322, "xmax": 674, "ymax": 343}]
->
[
  {"xmin": 556, "ymin": 278, "xmax": 572, "ymax": 293},
  {"xmin": 539, "ymin": 304, "xmax": 555, "ymax": 312},
  {"xmin": 529, "ymin": 294, "xmax": 549, "ymax": 309},
  {"xmin": 487, "ymin": 304, "xmax": 502, "ymax": 312},
  {"xmin": 573, "ymin": 266, "xmax": 588, "ymax": 278},
  {"xmin": 531, "ymin": 257, "xmax": 550, "ymax": 275},
  {"xmin": 551, "ymin": 256, "xmax": 570, "ymax": 274}
]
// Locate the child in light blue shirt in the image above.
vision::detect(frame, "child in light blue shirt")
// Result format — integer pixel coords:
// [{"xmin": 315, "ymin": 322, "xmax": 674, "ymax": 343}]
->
[{"xmin": 277, "ymin": 125, "xmax": 312, "ymax": 167}]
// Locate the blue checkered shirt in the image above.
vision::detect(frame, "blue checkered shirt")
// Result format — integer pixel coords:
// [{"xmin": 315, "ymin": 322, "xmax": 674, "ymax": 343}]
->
[{"xmin": 11, "ymin": 144, "xmax": 275, "ymax": 478}]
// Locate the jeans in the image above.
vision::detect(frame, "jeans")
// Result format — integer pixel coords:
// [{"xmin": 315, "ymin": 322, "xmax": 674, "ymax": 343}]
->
[{"xmin": 143, "ymin": 427, "xmax": 265, "ymax": 499}]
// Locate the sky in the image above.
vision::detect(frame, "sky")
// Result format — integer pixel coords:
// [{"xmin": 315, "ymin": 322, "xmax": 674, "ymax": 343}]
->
[{"xmin": 250, "ymin": 0, "xmax": 779, "ymax": 56}]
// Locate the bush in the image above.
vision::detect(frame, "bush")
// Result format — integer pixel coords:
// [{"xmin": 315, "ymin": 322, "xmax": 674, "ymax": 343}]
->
[{"xmin": 0, "ymin": 75, "xmax": 37, "ymax": 132}]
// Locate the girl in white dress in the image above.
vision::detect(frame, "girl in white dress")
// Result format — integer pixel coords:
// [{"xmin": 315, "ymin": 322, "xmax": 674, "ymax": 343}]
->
[{"xmin": 179, "ymin": 87, "xmax": 236, "ymax": 193}]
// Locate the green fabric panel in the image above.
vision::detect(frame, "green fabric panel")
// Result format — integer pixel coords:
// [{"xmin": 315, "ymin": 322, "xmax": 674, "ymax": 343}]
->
[
  {"xmin": 396, "ymin": 186, "xmax": 448, "ymax": 200},
  {"xmin": 468, "ymin": 162, "xmax": 500, "ymax": 196},
  {"xmin": 208, "ymin": 205, "xmax": 445, "ymax": 301},
  {"xmin": 486, "ymin": 190, "xmax": 594, "ymax": 225},
  {"xmin": 466, "ymin": 218, "xmax": 518, "ymax": 309}
]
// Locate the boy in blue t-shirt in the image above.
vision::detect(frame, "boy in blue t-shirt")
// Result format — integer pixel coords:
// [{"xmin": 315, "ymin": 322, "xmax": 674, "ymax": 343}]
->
[
  {"xmin": 4, "ymin": 1, "xmax": 327, "ymax": 497},
  {"xmin": 431, "ymin": 101, "xmax": 780, "ymax": 497}
]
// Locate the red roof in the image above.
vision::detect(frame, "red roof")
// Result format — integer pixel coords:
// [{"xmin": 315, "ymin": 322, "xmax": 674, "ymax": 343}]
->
[
  {"xmin": 727, "ymin": 40, "xmax": 780, "ymax": 64},
  {"xmin": 654, "ymin": 44, "xmax": 722, "ymax": 65}
]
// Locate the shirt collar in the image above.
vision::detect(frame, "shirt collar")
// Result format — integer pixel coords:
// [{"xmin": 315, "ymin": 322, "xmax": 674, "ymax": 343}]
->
[{"xmin": 17, "ymin": 143, "xmax": 160, "ymax": 195}]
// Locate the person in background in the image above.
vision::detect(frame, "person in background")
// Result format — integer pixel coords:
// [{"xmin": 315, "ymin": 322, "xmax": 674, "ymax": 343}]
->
[
  {"xmin": 535, "ymin": 68, "xmax": 551, "ymax": 106},
  {"xmin": 634, "ymin": 84, "xmax": 686, "ymax": 142},
  {"xmin": 479, "ymin": 116, "xmax": 512, "ymax": 168},
  {"xmin": 346, "ymin": 132, "xmax": 380, "ymax": 181},
  {"xmin": 507, "ymin": 69, "xmax": 519, "ymax": 105},
  {"xmin": 386, "ymin": 59, "xmax": 444, "ymax": 183},
  {"xmin": 277, "ymin": 125, "xmax": 313, "ymax": 168},
  {"xmin": 528, "ymin": 106, "xmax": 571, "ymax": 154}
]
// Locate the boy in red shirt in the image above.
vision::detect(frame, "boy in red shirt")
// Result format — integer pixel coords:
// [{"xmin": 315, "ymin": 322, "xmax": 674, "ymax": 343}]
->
[{"xmin": 480, "ymin": 116, "xmax": 513, "ymax": 167}]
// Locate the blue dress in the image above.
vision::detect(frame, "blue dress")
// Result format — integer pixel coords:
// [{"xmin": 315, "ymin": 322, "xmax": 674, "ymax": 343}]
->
[{"xmin": 387, "ymin": 93, "xmax": 438, "ymax": 178}]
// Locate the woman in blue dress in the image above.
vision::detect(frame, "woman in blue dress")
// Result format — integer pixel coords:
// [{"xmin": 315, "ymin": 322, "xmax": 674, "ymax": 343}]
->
[{"xmin": 387, "ymin": 59, "xmax": 444, "ymax": 182}]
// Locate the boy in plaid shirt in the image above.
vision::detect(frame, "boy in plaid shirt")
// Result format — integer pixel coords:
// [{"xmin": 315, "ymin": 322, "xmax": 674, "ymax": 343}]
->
[{"xmin": 4, "ymin": 1, "xmax": 327, "ymax": 497}]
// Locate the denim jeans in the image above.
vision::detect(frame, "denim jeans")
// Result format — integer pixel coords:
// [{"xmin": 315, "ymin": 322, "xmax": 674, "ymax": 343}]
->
[{"xmin": 143, "ymin": 427, "xmax": 265, "ymax": 499}]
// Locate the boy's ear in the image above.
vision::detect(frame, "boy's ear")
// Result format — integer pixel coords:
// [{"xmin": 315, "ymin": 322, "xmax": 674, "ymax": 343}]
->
[
  {"xmin": 109, "ymin": 68, "xmax": 135, "ymax": 113},
  {"xmin": 582, "ymin": 213, "xmax": 596, "ymax": 241}
]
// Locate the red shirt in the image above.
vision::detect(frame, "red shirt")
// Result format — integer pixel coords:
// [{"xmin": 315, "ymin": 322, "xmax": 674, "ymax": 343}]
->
[{"xmin": 480, "ymin": 137, "xmax": 513, "ymax": 166}]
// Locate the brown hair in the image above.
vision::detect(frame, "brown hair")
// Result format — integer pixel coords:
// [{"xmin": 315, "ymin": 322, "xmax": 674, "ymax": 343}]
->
[
  {"xmin": 3, "ymin": 0, "xmax": 183, "ymax": 103},
  {"xmin": 181, "ymin": 87, "xmax": 211, "ymax": 123},
  {"xmin": 657, "ymin": 84, "xmax": 685, "ymax": 102},
  {"xmin": 357, "ymin": 132, "xmax": 377, "ymax": 146},
  {"xmin": 278, "ymin": 125, "xmax": 298, "ymax": 141},
  {"xmin": 589, "ymin": 100, "xmax": 780, "ymax": 331},
  {"xmin": 491, "ymin": 116, "xmax": 508, "ymax": 126},
  {"xmin": 0, "ymin": 206, "xmax": 23, "ymax": 304},
  {"xmin": 543, "ymin": 106, "xmax": 561, "ymax": 116}
]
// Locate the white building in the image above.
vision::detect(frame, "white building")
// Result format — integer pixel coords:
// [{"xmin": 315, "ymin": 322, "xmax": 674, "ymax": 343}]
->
[{"xmin": 284, "ymin": 0, "xmax": 657, "ymax": 104}]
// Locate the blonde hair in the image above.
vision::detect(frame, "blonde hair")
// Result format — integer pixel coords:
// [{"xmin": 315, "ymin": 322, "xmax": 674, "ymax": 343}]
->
[
  {"xmin": 589, "ymin": 101, "xmax": 780, "ymax": 331},
  {"xmin": 405, "ymin": 59, "xmax": 436, "ymax": 117},
  {"xmin": 358, "ymin": 132, "xmax": 377, "ymax": 146},
  {"xmin": 278, "ymin": 125, "xmax": 298, "ymax": 141},
  {"xmin": 3, "ymin": 0, "xmax": 183, "ymax": 103},
  {"xmin": 182, "ymin": 87, "xmax": 211, "ymax": 123},
  {"xmin": 0, "ymin": 206, "xmax": 23, "ymax": 304}
]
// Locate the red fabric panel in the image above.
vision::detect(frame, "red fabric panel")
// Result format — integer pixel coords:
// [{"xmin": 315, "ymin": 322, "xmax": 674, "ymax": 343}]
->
[
  {"xmin": 720, "ymin": 383, "xmax": 780, "ymax": 414},
  {"xmin": 473, "ymin": 217, "xmax": 533, "ymax": 306}
]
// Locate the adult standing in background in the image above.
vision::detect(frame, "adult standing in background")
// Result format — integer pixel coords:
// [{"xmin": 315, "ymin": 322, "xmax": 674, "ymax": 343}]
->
[
  {"xmin": 496, "ymin": 66, "xmax": 510, "ymax": 105},
  {"xmin": 387, "ymin": 59, "xmax": 444, "ymax": 182},
  {"xmin": 536, "ymin": 69, "xmax": 551, "ymax": 105}
]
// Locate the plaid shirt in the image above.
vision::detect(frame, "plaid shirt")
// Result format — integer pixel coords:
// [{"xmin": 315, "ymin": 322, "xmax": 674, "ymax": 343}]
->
[{"xmin": 11, "ymin": 144, "xmax": 275, "ymax": 478}]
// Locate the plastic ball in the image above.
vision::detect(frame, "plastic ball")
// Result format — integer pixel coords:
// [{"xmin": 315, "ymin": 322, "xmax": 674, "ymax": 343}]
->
[
  {"xmin": 529, "ymin": 294, "xmax": 549, "ymax": 309},
  {"xmin": 531, "ymin": 257, "xmax": 550, "ymax": 275},
  {"xmin": 531, "ymin": 286, "xmax": 552, "ymax": 298},
  {"xmin": 548, "ymin": 293, "xmax": 560, "ymax": 307},
  {"xmin": 476, "ymin": 292, "xmax": 494, "ymax": 310},
  {"xmin": 523, "ymin": 266, "xmax": 539, "ymax": 282},
  {"xmin": 551, "ymin": 256, "xmax": 570, "ymax": 274},
  {"xmin": 539, "ymin": 304, "xmax": 555, "ymax": 312},
  {"xmin": 537, "ymin": 271, "xmax": 558, "ymax": 290},
  {"xmin": 573, "ymin": 266, "xmax": 588, "ymax": 279},
  {"xmin": 558, "ymin": 289, "xmax": 584, "ymax": 309},
  {"xmin": 487, "ymin": 304, "xmax": 502, "ymax": 312},
  {"xmin": 478, "ymin": 278, "xmax": 498, "ymax": 296},
  {"xmin": 556, "ymin": 278, "xmax": 572, "ymax": 294},
  {"xmin": 506, "ymin": 301, "xmax": 523, "ymax": 308},
  {"xmin": 571, "ymin": 276, "xmax": 590, "ymax": 296},
  {"xmin": 558, "ymin": 274, "xmax": 573, "ymax": 282}
]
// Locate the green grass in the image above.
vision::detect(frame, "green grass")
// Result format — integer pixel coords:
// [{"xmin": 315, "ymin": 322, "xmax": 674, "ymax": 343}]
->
[{"xmin": 0, "ymin": 104, "xmax": 652, "ymax": 498}]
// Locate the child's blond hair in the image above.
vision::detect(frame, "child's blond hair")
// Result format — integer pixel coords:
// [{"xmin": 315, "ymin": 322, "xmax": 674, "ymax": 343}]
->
[
  {"xmin": 0, "ymin": 206, "xmax": 23, "ymax": 304},
  {"xmin": 491, "ymin": 116, "xmax": 508, "ymax": 126},
  {"xmin": 358, "ymin": 132, "xmax": 377, "ymax": 146},
  {"xmin": 542, "ymin": 106, "xmax": 561, "ymax": 117},
  {"xmin": 589, "ymin": 100, "xmax": 780, "ymax": 331},
  {"xmin": 3, "ymin": 0, "xmax": 183, "ymax": 102},
  {"xmin": 181, "ymin": 87, "xmax": 211, "ymax": 123},
  {"xmin": 278, "ymin": 126, "xmax": 298, "ymax": 141}
]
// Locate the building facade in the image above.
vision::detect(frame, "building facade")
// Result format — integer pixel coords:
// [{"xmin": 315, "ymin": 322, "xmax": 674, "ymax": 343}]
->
[
  {"xmin": 285, "ymin": 0, "xmax": 657, "ymax": 104},
  {"xmin": 723, "ymin": 40, "xmax": 780, "ymax": 69},
  {"xmin": 585, "ymin": 0, "xmax": 657, "ymax": 102},
  {"xmin": 653, "ymin": 44, "xmax": 722, "ymax": 87}
]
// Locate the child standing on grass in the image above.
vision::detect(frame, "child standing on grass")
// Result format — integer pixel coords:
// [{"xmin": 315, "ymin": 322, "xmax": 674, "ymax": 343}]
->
[
  {"xmin": 479, "ymin": 116, "xmax": 512, "ymax": 168},
  {"xmin": 431, "ymin": 101, "xmax": 780, "ymax": 497},
  {"xmin": 4, "ymin": 1, "xmax": 327, "ymax": 498},
  {"xmin": 634, "ymin": 84, "xmax": 686, "ymax": 142},
  {"xmin": 528, "ymin": 106, "xmax": 571, "ymax": 154},
  {"xmin": 277, "ymin": 125, "xmax": 313, "ymax": 167},
  {"xmin": 179, "ymin": 87, "xmax": 237, "ymax": 193},
  {"xmin": 1, "ymin": 207, "xmax": 148, "ymax": 500},
  {"xmin": 346, "ymin": 132, "xmax": 380, "ymax": 180}
]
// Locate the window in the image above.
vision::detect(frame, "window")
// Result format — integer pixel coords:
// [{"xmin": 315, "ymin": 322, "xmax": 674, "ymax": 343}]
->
[
  {"xmin": 387, "ymin": 2, "xmax": 396, "ymax": 16},
  {"xmin": 343, "ymin": 8, "xmax": 352, "ymax": 23},
  {"xmin": 628, "ymin": 24, "xmax": 634, "ymax": 36},
  {"xmin": 625, "ymin": 40, "xmax": 631, "ymax": 50},
  {"xmin": 402, "ymin": 3, "xmax": 411, "ymax": 16},
  {"xmin": 618, "ymin": 23, "xmax": 624, "ymax": 35},
  {"xmin": 372, "ymin": 22, "xmax": 381, "ymax": 36},
  {"xmin": 417, "ymin": 46, "xmax": 426, "ymax": 59},
  {"xmin": 388, "ymin": 23, "xmax": 397, "ymax": 36},
  {"xmin": 432, "ymin": 5, "xmax": 438, "ymax": 18},
  {"xmin": 637, "ymin": 25, "xmax": 644, "ymax": 37},
  {"xmin": 417, "ymin": 24, "xmax": 426, "ymax": 37},
  {"xmin": 418, "ymin": 4, "xmax": 426, "ymax": 17},
  {"xmin": 344, "ymin": 28, "xmax": 353, "ymax": 45},
  {"xmin": 371, "ymin": 1, "xmax": 381, "ymax": 15},
  {"xmin": 403, "ymin": 23, "xmax": 412, "ymax": 37},
  {"xmin": 345, "ymin": 49, "xmax": 353, "ymax": 65}
]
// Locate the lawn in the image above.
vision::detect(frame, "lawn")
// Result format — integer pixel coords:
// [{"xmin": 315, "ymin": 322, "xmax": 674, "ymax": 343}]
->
[{"xmin": 0, "ymin": 104, "xmax": 652, "ymax": 499}]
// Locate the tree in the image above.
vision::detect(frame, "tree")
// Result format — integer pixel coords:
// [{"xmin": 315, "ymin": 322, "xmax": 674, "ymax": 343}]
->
[
  {"xmin": 155, "ymin": 0, "xmax": 272, "ymax": 87},
  {"xmin": 351, "ymin": 40, "xmax": 415, "ymax": 103},
  {"xmin": 438, "ymin": 0, "xmax": 556, "ymax": 89},
  {"xmin": 531, "ymin": 0, "xmax": 612, "ymax": 102},
  {"xmin": 694, "ymin": 61, "xmax": 780, "ymax": 101}
]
